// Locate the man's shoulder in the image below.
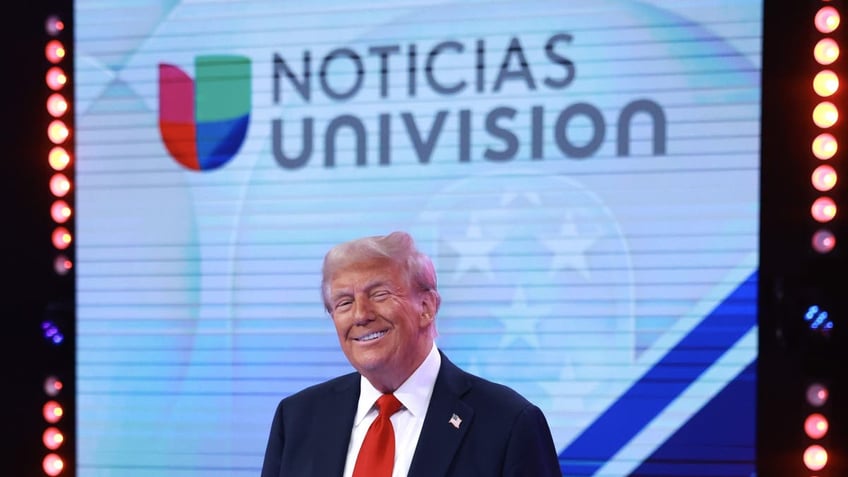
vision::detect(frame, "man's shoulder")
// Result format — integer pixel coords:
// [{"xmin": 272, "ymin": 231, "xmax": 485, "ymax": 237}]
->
[
  {"xmin": 440, "ymin": 354, "xmax": 534, "ymax": 411},
  {"xmin": 280, "ymin": 371, "xmax": 359, "ymax": 405},
  {"xmin": 463, "ymin": 369, "xmax": 532, "ymax": 406}
]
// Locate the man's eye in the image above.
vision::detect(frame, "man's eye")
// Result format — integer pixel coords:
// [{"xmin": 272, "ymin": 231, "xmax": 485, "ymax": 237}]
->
[
  {"xmin": 372, "ymin": 290, "xmax": 390, "ymax": 300},
  {"xmin": 335, "ymin": 300, "xmax": 352, "ymax": 310}
]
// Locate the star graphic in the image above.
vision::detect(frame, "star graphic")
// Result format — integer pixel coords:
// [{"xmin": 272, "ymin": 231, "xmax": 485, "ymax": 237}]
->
[
  {"xmin": 492, "ymin": 286, "xmax": 549, "ymax": 349},
  {"xmin": 444, "ymin": 217, "xmax": 500, "ymax": 282},
  {"xmin": 500, "ymin": 189, "xmax": 542, "ymax": 207},
  {"xmin": 541, "ymin": 211, "xmax": 597, "ymax": 280}
]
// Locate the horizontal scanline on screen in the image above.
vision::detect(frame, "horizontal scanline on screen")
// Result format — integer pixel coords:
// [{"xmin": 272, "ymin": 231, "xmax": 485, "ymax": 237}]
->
[
  {"xmin": 74, "ymin": 208, "xmax": 759, "ymax": 231},
  {"xmin": 74, "ymin": 374, "xmax": 754, "ymax": 393},
  {"xmin": 77, "ymin": 179, "xmax": 759, "ymax": 204},
  {"xmin": 74, "ymin": 446, "xmax": 263, "ymax": 457},
  {"xmin": 74, "ymin": 340, "xmax": 749, "ymax": 351},
  {"xmin": 78, "ymin": 300, "xmax": 756, "ymax": 310},
  {"xmin": 73, "ymin": 281, "xmax": 750, "ymax": 294},
  {"xmin": 72, "ymin": 230, "xmax": 757, "ymax": 253},
  {"xmin": 73, "ymin": 382, "xmax": 753, "ymax": 398},
  {"xmin": 73, "ymin": 272, "xmax": 752, "ymax": 284},
  {"xmin": 78, "ymin": 80, "xmax": 760, "ymax": 107},
  {"xmin": 75, "ymin": 260, "xmax": 753, "ymax": 275},
  {"xmin": 74, "ymin": 290, "xmax": 755, "ymax": 302},
  {"xmin": 74, "ymin": 131, "xmax": 758, "ymax": 164},
  {"xmin": 75, "ymin": 245, "xmax": 757, "ymax": 258},
  {"xmin": 73, "ymin": 138, "xmax": 758, "ymax": 166},
  {"xmin": 73, "ymin": 259, "xmax": 756, "ymax": 273},
  {"xmin": 75, "ymin": 1, "xmax": 758, "ymax": 35},
  {"xmin": 75, "ymin": 320, "xmax": 756, "ymax": 333},
  {"xmin": 73, "ymin": 157, "xmax": 760, "ymax": 181},
  {"xmin": 72, "ymin": 170, "xmax": 759, "ymax": 192},
  {"xmin": 77, "ymin": 129, "xmax": 758, "ymax": 157},
  {"xmin": 76, "ymin": 463, "xmax": 258, "ymax": 471},
  {"xmin": 78, "ymin": 138, "xmax": 759, "ymax": 160},
  {"xmin": 74, "ymin": 109, "xmax": 759, "ymax": 144},
  {"xmin": 75, "ymin": 90, "xmax": 760, "ymax": 126},
  {"xmin": 79, "ymin": 48, "xmax": 760, "ymax": 86},
  {"xmin": 75, "ymin": 8, "xmax": 760, "ymax": 53},
  {"xmin": 77, "ymin": 55, "xmax": 760, "ymax": 98},
  {"xmin": 71, "ymin": 228, "xmax": 755, "ymax": 245},
  {"xmin": 75, "ymin": 359, "xmax": 756, "ymax": 371}
]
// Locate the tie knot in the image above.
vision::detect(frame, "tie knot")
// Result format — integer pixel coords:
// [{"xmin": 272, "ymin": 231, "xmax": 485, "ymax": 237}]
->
[{"xmin": 376, "ymin": 393, "xmax": 402, "ymax": 416}]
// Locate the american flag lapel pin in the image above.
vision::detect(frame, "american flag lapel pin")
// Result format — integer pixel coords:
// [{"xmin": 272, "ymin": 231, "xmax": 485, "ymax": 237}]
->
[{"xmin": 449, "ymin": 413, "xmax": 462, "ymax": 429}]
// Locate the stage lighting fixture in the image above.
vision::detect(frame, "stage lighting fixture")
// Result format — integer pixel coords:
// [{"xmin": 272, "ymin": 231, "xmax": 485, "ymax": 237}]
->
[
  {"xmin": 41, "ymin": 12, "xmax": 73, "ymax": 477},
  {"xmin": 811, "ymin": 229, "xmax": 837, "ymax": 253},
  {"xmin": 42, "ymin": 453, "xmax": 64, "ymax": 476},
  {"xmin": 51, "ymin": 227, "xmax": 72, "ymax": 250},
  {"xmin": 811, "ymin": 196, "xmax": 837, "ymax": 223},
  {"xmin": 814, "ymin": 38, "xmax": 840, "ymax": 65},
  {"xmin": 45, "ymin": 66, "xmax": 66, "ymax": 91},
  {"xmin": 53, "ymin": 255, "xmax": 73, "ymax": 276},
  {"xmin": 50, "ymin": 200, "xmax": 71, "ymax": 224},
  {"xmin": 45, "ymin": 15, "xmax": 64, "ymax": 36},
  {"xmin": 807, "ymin": 383, "xmax": 830, "ymax": 407},
  {"xmin": 42, "ymin": 427, "xmax": 65, "ymax": 451},
  {"xmin": 812, "ymin": 164, "xmax": 838, "ymax": 191},
  {"xmin": 43, "ymin": 376, "xmax": 63, "ymax": 397},
  {"xmin": 803, "ymin": 304, "xmax": 834, "ymax": 334},
  {"xmin": 49, "ymin": 173, "xmax": 70, "ymax": 197},
  {"xmin": 815, "ymin": 6, "xmax": 841, "ymax": 34},
  {"xmin": 47, "ymin": 94, "xmax": 68, "ymax": 118},
  {"xmin": 804, "ymin": 444, "xmax": 828, "ymax": 471},
  {"xmin": 45, "ymin": 40, "xmax": 65, "ymax": 64},
  {"xmin": 812, "ymin": 132, "xmax": 838, "ymax": 159},
  {"xmin": 42, "ymin": 401, "xmax": 63, "ymax": 424},
  {"xmin": 813, "ymin": 101, "xmax": 839, "ymax": 128},
  {"xmin": 814, "ymin": 69, "xmax": 840, "ymax": 96},
  {"xmin": 48, "ymin": 147, "xmax": 70, "ymax": 170},
  {"xmin": 805, "ymin": 413, "xmax": 830, "ymax": 440},
  {"xmin": 41, "ymin": 320, "xmax": 65, "ymax": 345},
  {"xmin": 47, "ymin": 120, "xmax": 69, "ymax": 144}
]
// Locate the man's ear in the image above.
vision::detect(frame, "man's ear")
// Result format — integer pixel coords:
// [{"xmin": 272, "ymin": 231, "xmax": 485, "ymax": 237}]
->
[{"xmin": 419, "ymin": 291, "xmax": 437, "ymax": 326}]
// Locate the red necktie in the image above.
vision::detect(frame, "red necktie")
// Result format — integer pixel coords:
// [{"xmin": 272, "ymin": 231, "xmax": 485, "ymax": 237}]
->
[{"xmin": 352, "ymin": 394, "xmax": 403, "ymax": 477}]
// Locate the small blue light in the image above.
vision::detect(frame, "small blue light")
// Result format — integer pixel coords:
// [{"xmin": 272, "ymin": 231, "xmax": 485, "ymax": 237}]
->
[
  {"xmin": 805, "ymin": 305, "xmax": 820, "ymax": 321},
  {"xmin": 41, "ymin": 320, "xmax": 64, "ymax": 345},
  {"xmin": 804, "ymin": 305, "xmax": 834, "ymax": 334}
]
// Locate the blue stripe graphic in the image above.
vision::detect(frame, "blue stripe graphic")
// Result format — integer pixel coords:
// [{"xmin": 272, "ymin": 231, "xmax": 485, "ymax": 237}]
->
[
  {"xmin": 560, "ymin": 271, "xmax": 758, "ymax": 475},
  {"xmin": 631, "ymin": 360, "xmax": 756, "ymax": 476}
]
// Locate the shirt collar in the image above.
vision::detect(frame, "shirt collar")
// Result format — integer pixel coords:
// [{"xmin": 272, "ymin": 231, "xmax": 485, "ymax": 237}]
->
[{"xmin": 354, "ymin": 344, "xmax": 442, "ymax": 425}]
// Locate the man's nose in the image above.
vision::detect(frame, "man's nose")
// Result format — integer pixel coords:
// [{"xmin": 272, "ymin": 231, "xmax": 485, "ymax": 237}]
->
[{"xmin": 352, "ymin": 298, "xmax": 374, "ymax": 324}]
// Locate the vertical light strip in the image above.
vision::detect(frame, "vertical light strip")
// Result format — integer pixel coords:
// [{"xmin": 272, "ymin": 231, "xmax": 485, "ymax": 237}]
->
[{"xmin": 43, "ymin": 13, "xmax": 70, "ymax": 477}]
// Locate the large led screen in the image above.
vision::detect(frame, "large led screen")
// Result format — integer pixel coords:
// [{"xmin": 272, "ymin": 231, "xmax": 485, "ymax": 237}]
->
[{"xmin": 75, "ymin": 1, "xmax": 761, "ymax": 475}]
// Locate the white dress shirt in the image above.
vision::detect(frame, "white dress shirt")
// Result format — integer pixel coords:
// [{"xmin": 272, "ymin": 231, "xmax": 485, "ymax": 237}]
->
[{"xmin": 342, "ymin": 344, "xmax": 442, "ymax": 477}]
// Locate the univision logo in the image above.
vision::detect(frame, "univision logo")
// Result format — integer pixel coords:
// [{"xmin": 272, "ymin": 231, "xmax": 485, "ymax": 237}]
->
[{"xmin": 158, "ymin": 55, "xmax": 251, "ymax": 171}]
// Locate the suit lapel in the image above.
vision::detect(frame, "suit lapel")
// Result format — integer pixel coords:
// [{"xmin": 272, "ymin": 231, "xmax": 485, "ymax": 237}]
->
[
  {"xmin": 310, "ymin": 374, "xmax": 360, "ymax": 476},
  {"xmin": 407, "ymin": 353, "xmax": 473, "ymax": 477}
]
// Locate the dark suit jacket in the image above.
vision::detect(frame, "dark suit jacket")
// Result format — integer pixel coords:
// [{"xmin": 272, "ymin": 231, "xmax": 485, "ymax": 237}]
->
[{"xmin": 261, "ymin": 351, "xmax": 562, "ymax": 476}]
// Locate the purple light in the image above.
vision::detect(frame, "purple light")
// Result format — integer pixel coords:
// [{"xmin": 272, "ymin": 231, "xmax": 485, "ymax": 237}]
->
[{"xmin": 41, "ymin": 320, "xmax": 64, "ymax": 345}]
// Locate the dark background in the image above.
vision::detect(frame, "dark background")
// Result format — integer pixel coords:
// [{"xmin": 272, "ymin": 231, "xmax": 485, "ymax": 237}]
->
[{"xmin": 2, "ymin": 1, "xmax": 846, "ymax": 476}]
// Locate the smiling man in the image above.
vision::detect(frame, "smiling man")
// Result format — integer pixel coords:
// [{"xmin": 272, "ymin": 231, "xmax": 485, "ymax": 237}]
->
[{"xmin": 261, "ymin": 231, "xmax": 561, "ymax": 477}]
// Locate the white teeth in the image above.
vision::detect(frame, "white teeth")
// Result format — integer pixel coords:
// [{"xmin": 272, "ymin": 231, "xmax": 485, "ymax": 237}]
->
[{"xmin": 357, "ymin": 330, "xmax": 387, "ymax": 342}]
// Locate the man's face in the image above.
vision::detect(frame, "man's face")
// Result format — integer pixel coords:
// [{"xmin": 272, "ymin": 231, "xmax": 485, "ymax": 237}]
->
[{"xmin": 327, "ymin": 257, "xmax": 434, "ymax": 391}]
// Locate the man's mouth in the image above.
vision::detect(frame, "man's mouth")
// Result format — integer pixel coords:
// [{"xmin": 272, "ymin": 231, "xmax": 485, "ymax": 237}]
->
[{"xmin": 355, "ymin": 330, "xmax": 388, "ymax": 342}]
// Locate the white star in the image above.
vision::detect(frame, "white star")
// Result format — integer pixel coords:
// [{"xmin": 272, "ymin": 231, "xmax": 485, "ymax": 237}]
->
[
  {"xmin": 445, "ymin": 218, "xmax": 499, "ymax": 281},
  {"xmin": 500, "ymin": 190, "xmax": 542, "ymax": 207},
  {"xmin": 492, "ymin": 286, "xmax": 549, "ymax": 349},
  {"xmin": 541, "ymin": 211, "xmax": 596, "ymax": 280}
]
